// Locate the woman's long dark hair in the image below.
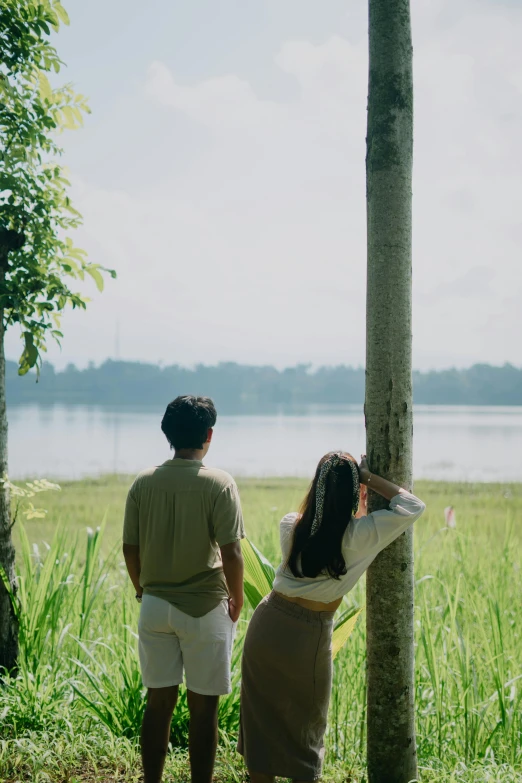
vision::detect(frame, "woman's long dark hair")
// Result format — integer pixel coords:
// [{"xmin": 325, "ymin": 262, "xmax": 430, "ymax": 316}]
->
[{"xmin": 288, "ymin": 451, "xmax": 360, "ymax": 580}]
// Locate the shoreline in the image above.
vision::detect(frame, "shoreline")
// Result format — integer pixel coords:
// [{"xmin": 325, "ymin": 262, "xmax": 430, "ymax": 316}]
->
[{"xmin": 10, "ymin": 473, "xmax": 522, "ymax": 486}]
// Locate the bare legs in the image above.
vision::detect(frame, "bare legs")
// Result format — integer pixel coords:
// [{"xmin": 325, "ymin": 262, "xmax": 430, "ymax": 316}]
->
[
  {"xmin": 142, "ymin": 689, "xmax": 310, "ymax": 783},
  {"xmin": 187, "ymin": 690, "xmax": 219, "ymax": 783},
  {"xmin": 141, "ymin": 685, "xmax": 179, "ymax": 783},
  {"xmin": 141, "ymin": 686, "xmax": 219, "ymax": 783}
]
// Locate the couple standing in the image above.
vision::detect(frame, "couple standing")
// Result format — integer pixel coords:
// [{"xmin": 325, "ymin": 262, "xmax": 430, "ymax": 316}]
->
[{"xmin": 123, "ymin": 395, "xmax": 426, "ymax": 783}]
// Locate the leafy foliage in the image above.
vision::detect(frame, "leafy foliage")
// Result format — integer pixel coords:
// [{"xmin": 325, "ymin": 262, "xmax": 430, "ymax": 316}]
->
[
  {"xmin": 1, "ymin": 480, "xmax": 521, "ymax": 777},
  {"xmin": 0, "ymin": 476, "xmax": 60, "ymax": 520},
  {"xmin": 0, "ymin": 0, "xmax": 115, "ymax": 375}
]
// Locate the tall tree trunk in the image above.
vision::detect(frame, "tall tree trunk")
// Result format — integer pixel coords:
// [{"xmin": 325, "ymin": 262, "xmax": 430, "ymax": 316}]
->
[
  {"xmin": 365, "ymin": 1, "xmax": 415, "ymax": 782},
  {"xmin": 0, "ymin": 259, "xmax": 19, "ymax": 674}
]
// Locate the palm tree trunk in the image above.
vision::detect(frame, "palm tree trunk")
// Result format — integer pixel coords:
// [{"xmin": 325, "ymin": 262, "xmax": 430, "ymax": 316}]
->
[
  {"xmin": 365, "ymin": 1, "xmax": 415, "ymax": 781},
  {"xmin": 0, "ymin": 260, "xmax": 18, "ymax": 674}
]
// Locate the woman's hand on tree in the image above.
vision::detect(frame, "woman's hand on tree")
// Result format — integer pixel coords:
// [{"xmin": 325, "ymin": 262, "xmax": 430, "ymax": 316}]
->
[{"xmin": 359, "ymin": 455, "xmax": 372, "ymax": 485}]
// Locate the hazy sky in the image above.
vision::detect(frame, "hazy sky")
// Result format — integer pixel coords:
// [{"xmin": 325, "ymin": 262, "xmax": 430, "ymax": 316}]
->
[{"xmin": 6, "ymin": 0, "xmax": 522, "ymax": 371}]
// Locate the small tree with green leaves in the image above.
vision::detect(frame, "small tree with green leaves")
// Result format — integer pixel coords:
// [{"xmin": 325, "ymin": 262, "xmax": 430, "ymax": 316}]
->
[{"xmin": 0, "ymin": 0, "xmax": 115, "ymax": 672}]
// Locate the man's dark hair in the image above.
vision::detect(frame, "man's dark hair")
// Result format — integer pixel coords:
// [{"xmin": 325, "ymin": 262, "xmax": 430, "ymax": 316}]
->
[{"xmin": 161, "ymin": 395, "xmax": 217, "ymax": 450}]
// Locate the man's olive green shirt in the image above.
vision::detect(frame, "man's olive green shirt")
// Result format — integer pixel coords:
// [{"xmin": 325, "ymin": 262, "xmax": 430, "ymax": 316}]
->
[{"xmin": 123, "ymin": 458, "xmax": 244, "ymax": 618}]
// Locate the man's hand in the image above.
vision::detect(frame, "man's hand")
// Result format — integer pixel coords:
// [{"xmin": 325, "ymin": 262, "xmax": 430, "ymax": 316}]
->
[
  {"xmin": 228, "ymin": 598, "xmax": 242, "ymax": 623},
  {"xmin": 220, "ymin": 541, "xmax": 244, "ymax": 624}
]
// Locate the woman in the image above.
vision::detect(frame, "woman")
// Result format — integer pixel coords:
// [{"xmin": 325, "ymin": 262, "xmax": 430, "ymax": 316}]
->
[{"xmin": 238, "ymin": 452, "xmax": 426, "ymax": 783}]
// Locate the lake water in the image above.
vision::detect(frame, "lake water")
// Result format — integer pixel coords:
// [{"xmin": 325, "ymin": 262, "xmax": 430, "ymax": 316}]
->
[{"xmin": 8, "ymin": 404, "xmax": 522, "ymax": 482}]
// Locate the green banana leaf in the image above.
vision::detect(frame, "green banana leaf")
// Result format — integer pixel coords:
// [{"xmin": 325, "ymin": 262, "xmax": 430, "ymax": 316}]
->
[
  {"xmin": 332, "ymin": 608, "xmax": 362, "ymax": 660},
  {"xmin": 242, "ymin": 537, "xmax": 276, "ymax": 610}
]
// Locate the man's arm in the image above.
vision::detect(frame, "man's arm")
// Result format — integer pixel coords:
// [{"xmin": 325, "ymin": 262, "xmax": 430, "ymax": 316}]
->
[
  {"xmin": 220, "ymin": 541, "xmax": 244, "ymax": 622},
  {"xmin": 123, "ymin": 543, "xmax": 142, "ymax": 597}
]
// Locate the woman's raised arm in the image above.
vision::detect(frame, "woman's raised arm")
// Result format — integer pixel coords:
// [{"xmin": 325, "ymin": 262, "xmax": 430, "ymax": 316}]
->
[{"xmin": 359, "ymin": 455, "xmax": 412, "ymax": 501}]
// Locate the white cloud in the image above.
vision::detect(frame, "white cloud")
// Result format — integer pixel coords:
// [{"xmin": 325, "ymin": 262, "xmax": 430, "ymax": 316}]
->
[
  {"xmin": 6, "ymin": 0, "xmax": 521, "ymax": 371},
  {"xmin": 146, "ymin": 61, "xmax": 280, "ymax": 131}
]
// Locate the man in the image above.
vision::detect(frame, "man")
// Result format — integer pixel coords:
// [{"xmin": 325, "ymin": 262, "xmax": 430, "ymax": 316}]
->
[{"xmin": 123, "ymin": 395, "xmax": 244, "ymax": 783}]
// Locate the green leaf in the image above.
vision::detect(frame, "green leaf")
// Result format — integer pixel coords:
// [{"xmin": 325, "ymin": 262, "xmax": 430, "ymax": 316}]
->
[
  {"xmin": 86, "ymin": 266, "xmax": 104, "ymax": 292},
  {"xmin": 62, "ymin": 105, "xmax": 78, "ymax": 130},
  {"xmin": 244, "ymin": 581, "xmax": 265, "ymax": 612},
  {"xmin": 72, "ymin": 107, "xmax": 84, "ymax": 125},
  {"xmin": 18, "ymin": 332, "xmax": 39, "ymax": 376},
  {"xmin": 62, "ymin": 259, "xmax": 80, "ymax": 274},
  {"xmin": 38, "ymin": 72, "xmax": 52, "ymax": 102},
  {"xmin": 332, "ymin": 608, "xmax": 362, "ymax": 660},
  {"xmin": 241, "ymin": 538, "xmax": 275, "ymax": 610},
  {"xmin": 24, "ymin": 503, "xmax": 48, "ymax": 520},
  {"xmin": 54, "ymin": 1, "xmax": 70, "ymax": 25}
]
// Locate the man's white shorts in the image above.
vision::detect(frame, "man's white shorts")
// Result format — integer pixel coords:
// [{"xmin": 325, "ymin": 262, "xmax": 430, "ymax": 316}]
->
[{"xmin": 138, "ymin": 594, "xmax": 237, "ymax": 695}]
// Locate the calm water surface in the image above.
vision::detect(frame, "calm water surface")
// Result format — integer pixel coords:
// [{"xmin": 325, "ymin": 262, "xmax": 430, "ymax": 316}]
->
[{"xmin": 9, "ymin": 404, "xmax": 522, "ymax": 482}]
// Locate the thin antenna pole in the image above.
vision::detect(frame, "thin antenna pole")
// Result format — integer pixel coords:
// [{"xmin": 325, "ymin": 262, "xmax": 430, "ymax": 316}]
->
[{"xmin": 115, "ymin": 320, "xmax": 120, "ymax": 360}]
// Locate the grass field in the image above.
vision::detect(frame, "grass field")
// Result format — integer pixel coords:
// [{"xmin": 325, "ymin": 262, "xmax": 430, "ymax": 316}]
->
[{"xmin": 1, "ymin": 476, "xmax": 521, "ymax": 782}]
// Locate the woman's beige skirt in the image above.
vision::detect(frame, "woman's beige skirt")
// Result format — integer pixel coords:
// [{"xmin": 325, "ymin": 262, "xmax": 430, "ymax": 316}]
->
[{"xmin": 237, "ymin": 591, "xmax": 335, "ymax": 781}]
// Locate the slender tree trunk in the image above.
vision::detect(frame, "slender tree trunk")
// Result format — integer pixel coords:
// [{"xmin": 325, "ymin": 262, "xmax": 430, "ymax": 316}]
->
[
  {"xmin": 365, "ymin": 1, "xmax": 415, "ymax": 781},
  {"xmin": 0, "ymin": 259, "xmax": 19, "ymax": 674}
]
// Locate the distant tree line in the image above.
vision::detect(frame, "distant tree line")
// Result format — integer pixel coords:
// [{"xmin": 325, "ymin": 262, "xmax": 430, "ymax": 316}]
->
[{"xmin": 6, "ymin": 359, "xmax": 522, "ymax": 410}]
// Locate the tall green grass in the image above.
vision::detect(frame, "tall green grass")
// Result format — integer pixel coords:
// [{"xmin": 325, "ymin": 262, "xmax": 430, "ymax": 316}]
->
[{"xmin": 1, "ymin": 477, "xmax": 521, "ymax": 782}]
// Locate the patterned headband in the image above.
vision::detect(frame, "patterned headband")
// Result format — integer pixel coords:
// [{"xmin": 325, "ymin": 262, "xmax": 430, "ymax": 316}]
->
[{"xmin": 310, "ymin": 452, "xmax": 361, "ymax": 537}]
